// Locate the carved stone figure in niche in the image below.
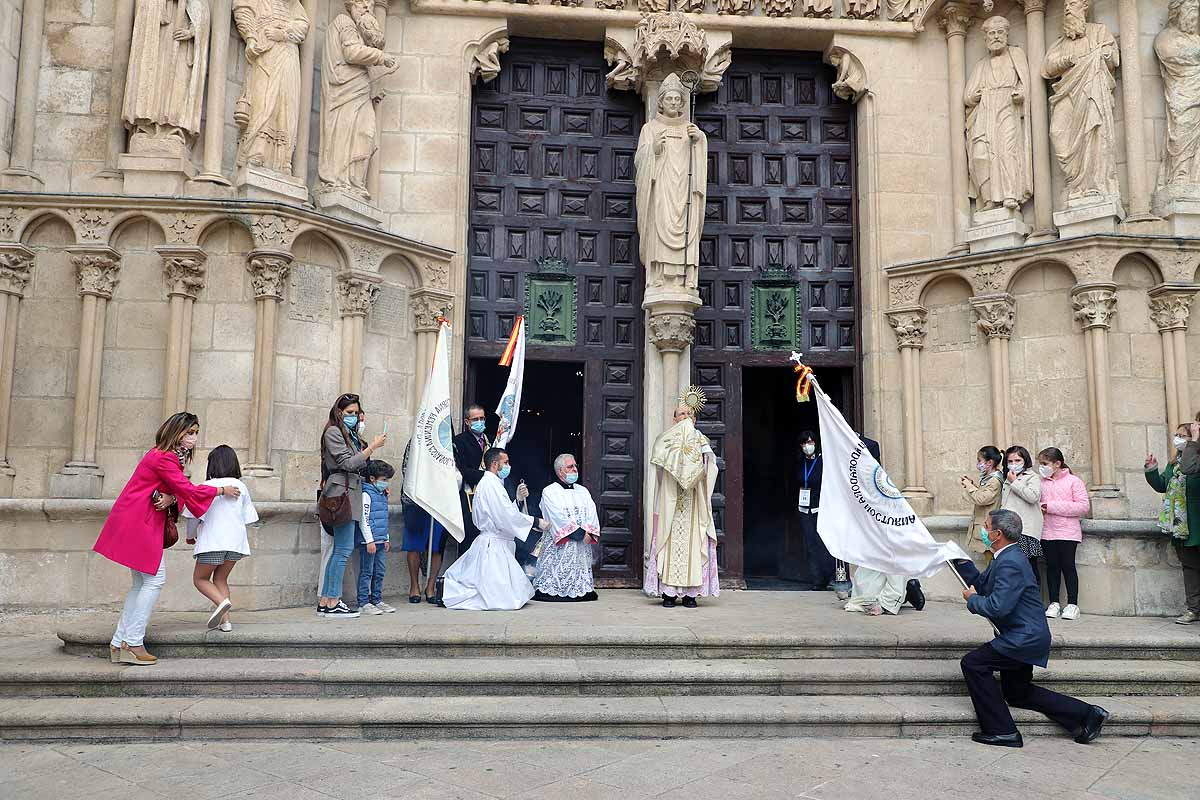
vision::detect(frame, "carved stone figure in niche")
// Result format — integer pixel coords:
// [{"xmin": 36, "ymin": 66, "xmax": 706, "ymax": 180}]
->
[
  {"xmin": 233, "ymin": 0, "xmax": 309, "ymax": 175},
  {"xmin": 594, "ymin": 0, "xmax": 625, "ymax": 7},
  {"xmin": 762, "ymin": 0, "xmax": 797, "ymax": 17},
  {"xmin": 677, "ymin": 0, "xmax": 705, "ymax": 10},
  {"xmin": 123, "ymin": 0, "xmax": 211, "ymax": 154},
  {"xmin": 638, "ymin": 0, "xmax": 670, "ymax": 12},
  {"xmin": 800, "ymin": 0, "xmax": 833, "ymax": 17},
  {"xmin": 318, "ymin": 0, "xmax": 397, "ymax": 201},
  {"xmin": 887, "ymin": 0, "xmax": 923, "ymax": 22},
  {"xmin": 965, "ymin": 16, "xmax": 1033, "ymax": 212},
  {"xmin": 635, "ymin": 74, "xmax": 708, "ymax": 294},
  {"xmin": 1042, "ymin": 0, "xmax": 1121, "ymax": 201},
  {"xmin": 471, "ymin": 38, "xmax": 509, "ymax": 85},
  {"xmin": 716, "ymin": 0, "xmax": 753, "ymax": 15},
  {"xmin": 550, "ymin": 0, "xmax": 582, "ymax": 6},
  {"xmin": 1155, "ymin": 0, "xmax": 1200, "ymax": 203},
  {"xmin": 843, "ymin": 0, "xmax": 880, "ymax": 19}
]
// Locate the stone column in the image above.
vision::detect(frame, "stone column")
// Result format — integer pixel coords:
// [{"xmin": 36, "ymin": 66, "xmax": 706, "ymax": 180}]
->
[
  {"xmin": 367, "ymin": 0, "xmax": 391, "ymax": 202},
  {"xmin": 244, "ymin": 249, "xmax": 292, "ymax": 499},
  {"xmin": 1017, "ymin": 0, "xmax": 1055, "ymax": 241},
  {"xmin": 1116, "ymin": 0, "xmax": 1154, "ymax": 223},
  {"xmin": 971, "ymin": 294, "xmax": 1017, "ymax": 447},
  {"xmin": 50, "ymin": 247, "xmax": 121, "ymax": 498},
  {"xmin": 1071, "ymin": 284, "xmax": 1118, "ymax": 490},
  {"xmin": 887, "ymin": 309, "xmax": 930, "ymax": 504},
  {"xmin": 939, "ymin": 2, "xmax": 973, "ymax": 253},
  {"xmin": 197, "ymin": 0, "xmax": 234, "ymax": 184},
  {"xmin": 101, "ymin": 0, "xmax": 137, "ymax": 177},
  {"xmin": 336, "ymin": 271, "xmax": 382, "ymax": 394},
  {"xmin": 409, "ymin": 288, "xmax": 454, "ymax": 415},
  {"xmin": 1149, "ymin": 287, "xmax": 1196, "ymax": 437},
  {"xmin": 293, "ymin": 0, "xmax": 320, "ymax": 183},
  {"xmin": 158, "ymin": 246, "xmax": 207, "ymax": 415},
  {"xmin": 0, "ymin": 245, "xmax": 34, "ymax": 495},
  {"xmin": 0, "ymin": 0, "xmax": 46, "ymax": 188}
]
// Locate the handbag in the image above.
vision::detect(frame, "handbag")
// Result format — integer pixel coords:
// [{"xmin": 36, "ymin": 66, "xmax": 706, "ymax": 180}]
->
[
  {"xmin": 318, "ymin": 489, "xmax": 352, "ymax": 527},
  {"xmin": 153, "ymin": 491, "xmax": 181, "ymax": 549}
]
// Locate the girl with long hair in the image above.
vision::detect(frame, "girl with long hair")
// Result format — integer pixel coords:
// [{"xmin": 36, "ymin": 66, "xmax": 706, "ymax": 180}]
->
[{"xmin": 1038, "ymin": 446, "xmax": 1090, "ymax": 620}]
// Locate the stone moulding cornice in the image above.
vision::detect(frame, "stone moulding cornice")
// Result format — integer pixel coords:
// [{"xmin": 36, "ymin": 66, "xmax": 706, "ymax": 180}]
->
[{"xmin": 408, "ymin": 0, "xmax": 918, "ymax": 38}]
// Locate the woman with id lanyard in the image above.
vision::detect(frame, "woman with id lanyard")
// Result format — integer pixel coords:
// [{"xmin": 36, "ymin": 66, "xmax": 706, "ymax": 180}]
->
[{"xmin": 796, "ymin": 431, "xmax": 831, "ymax": 590}]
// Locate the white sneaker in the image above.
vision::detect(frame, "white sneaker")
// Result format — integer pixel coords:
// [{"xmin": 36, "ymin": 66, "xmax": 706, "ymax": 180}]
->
[
  {"xmin": 1045, "ymin": 602, "xmax": 1062, "ymax": 618},
  {"xmin": 360, "ymin": 603, "xmax": 384, "ymax": 616},
  {"xmin": 376, "ymin": 602, "xmax": 397, "ymax": 613},
  {"xmin": 1061, "ymin": 604, "xmax": 1080, "ymax": 621},
  {"xmin": 218, "ymin": 621, "xmax": 232, "ymax": 632}
]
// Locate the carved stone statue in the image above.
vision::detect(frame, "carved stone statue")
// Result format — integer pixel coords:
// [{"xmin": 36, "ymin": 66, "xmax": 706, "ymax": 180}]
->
[
  {"xmin": 1042, "ymin": 0, "xmax": 1121, "ymax": 202},
  {"xmin": 123, "ymin": 0, "xmax": 211, "ymax": 153},
  {"xmin": 887, "ymin": 0, "xmax": 923, "ymax": 21},
  {"xmin": 233, "ymin": 0, "xmax": 309, "ymax": 175},
  {"xmin": 635, "ymin": 74, "xmax": 708, "ymax": 293},
  {"xmin": 471, "ymin": 38, "xmax": 509, "ymax": 85},
  {"xmin": 318, "ymin": 0, "xmax": 397, "ymax": 201},
  {"xmin": 716, "ymin": 0, "xmax": 753, "ymax": 15},
  {"xmin": 844, "ymin": 0, "xmax": 880, "ymax": 19},
  {"xmin": 1155, "ymin": 0, "xmax": 1200, "ymax": 203},
  {"xmin": 800, "ymin": 0, "xmax": 833, "ymax": 17},
  {"xmin": 965, "ymin": 16, "xmax": 1033, "ymax": 212},
  {"xmin": 762, "ymin": 0, "xmax": 796, "ymax": 17}
]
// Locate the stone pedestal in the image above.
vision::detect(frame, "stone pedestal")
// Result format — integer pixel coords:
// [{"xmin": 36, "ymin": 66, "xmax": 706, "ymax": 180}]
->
[
  {"xmin": 50, "ymin": 462, "xmax": 105, "ymax": 498},
  {"xmin": 1157, "ymin": 196, "xmax": 1200, "ymax": 236},
  {"xmin": 119, "ymin": 153, "xmax": 197, "ymax": 196},
  {"xmin": 237, "ymin": 165, "xmax": 310, "ymax": 205},
  {"xmin": 242, "ymin": 467, "xmax": 282, "ymax": 501},
  {"xmin": 316, "ymin": 190, "xmax": 385, "ymax": 227},
  {"xmin": 1053, "ymin": 196, "xmax": 1125, "ymax": 239},
  {"xmin": 0, "ymin": 168, "xmax": 44, "ymax": 192},
  {"xmin": 964, "ymin": 207, "xmax": 1030, "ymax": 253}
]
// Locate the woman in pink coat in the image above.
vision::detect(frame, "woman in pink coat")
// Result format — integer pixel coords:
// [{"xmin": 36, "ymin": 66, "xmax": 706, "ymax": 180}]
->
[
  {"xmin": 93, "ymin": 412, "xmax": 240, "ymax": 665},
  {"xmin": 1037, "ymin": 446, "xmax": 1090, "ymax": 621}
]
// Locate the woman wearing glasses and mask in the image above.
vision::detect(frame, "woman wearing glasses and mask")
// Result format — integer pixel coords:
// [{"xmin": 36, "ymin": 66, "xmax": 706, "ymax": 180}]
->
[{"xmin": 317, "ymin": 393, "xmax": 387, "ymax": 618}]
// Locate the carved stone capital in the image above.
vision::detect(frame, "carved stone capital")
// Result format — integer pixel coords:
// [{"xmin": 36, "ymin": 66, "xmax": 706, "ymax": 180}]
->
[
  {"xmin": 970, "ymin": 293, "xmax": 1016, "ymax": 340},
  {"xmin": 411, "ymin": 288, "xmax": 454, "ymax": 333},
  {"xmin": 68, "ymin": 246, "xmax": 121, "ymax": 299},
  {"xmin": 247, "ymin": 249, "xmax": 293, "ymax": 301},
  {"xmin": 1016, "ymin": 0, "xmax": 1046, "ymax": 14},
  {"xmin": 938, "ymin": 1, "xmax": 975, "ymax": 37},
  {"xmin": 336, "ymin": 270, "xmax": 382, "ymax": 318},
  {"xmin": 0, "ymin": 244, "xmax": 34, "ymax": 298},
  {"xmin": 887, "ymin": 308, "xmax": 928, "ymax": 349},
  {"xmin": 647, "ymin": 311, "xmax": 695, "ymax": 353},
  {"xmin": 1071, "ymin": 283, "xmax": 1118, "ymax": 330},
  {"xmin": 1148, "ymin": 287, "xmax": 1197, "ymax": 333},
  {"xmin": 156, "ymin": 245, "xmax": 207, "ymax": 300}
]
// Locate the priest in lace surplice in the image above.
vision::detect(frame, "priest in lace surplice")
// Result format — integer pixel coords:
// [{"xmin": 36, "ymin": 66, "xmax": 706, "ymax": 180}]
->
[
  {"xmin": 644, "ymin": 390, "xmax": 719, "ymax": 608},
  {"xmin": 533, "ymin": 454, "xmax": 600, "ymax": 602}
]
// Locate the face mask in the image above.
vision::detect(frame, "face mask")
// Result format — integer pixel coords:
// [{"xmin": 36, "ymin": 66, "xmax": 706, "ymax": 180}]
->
[
  {"xmin": 1174, "ymin": 436, "xmax": 1189, "ymax": 450},
  {"xmin": 181, "ymin": 434, "xmax": 198, "ymax": 451},
  {"xmin": 343, "ymin": 414, "xmax": 358, "ymax": 431},
  {"xmin": 375, "ymin": 480, "xmax": 389, "ymax": 492},
  {"xmin": 1038, "ymin": 464, "xmax": 1054, "ymax": 479},
  {"xmin": 803, "ymin": 444, "xmax": 816, "ymax": 456},
  {"xmin": 497, "ymin": 465, "xmax": 511, "ymax": 480},
  {"xmin": 977, "ymin": 462, "xmax": 989, "ymax": 474},
  {"xmin": 1007, "ymin": 462, "xmax": 1024, "ymax": 474},
  {"xmin": 470, "ymin": 420, "xmax": 486, "ymax": 434},
  {"xmin": 564, "ymin": 472, "xmax": 578, "ymax": 485},
  {"xmin": 981, "ymin": 528, "xmax": 993, "ymax": 550}
]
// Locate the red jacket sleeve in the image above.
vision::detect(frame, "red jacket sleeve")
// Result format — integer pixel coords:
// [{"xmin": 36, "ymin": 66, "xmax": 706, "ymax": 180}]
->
[{"xmin": 149, "ymin": 451, "xmax": 218, "ymax": 519}]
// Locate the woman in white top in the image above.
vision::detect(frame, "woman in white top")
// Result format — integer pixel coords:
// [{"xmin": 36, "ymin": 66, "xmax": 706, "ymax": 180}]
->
[
  {"xmin": 184, "ymin": 445, "xmax": 259, "ymax": 631},
  {"xmin": 1001, "ymin": 444, "xmax": 1043, "ymax": 582}
]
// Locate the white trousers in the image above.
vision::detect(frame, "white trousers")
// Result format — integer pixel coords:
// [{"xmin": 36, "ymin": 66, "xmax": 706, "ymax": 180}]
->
[{"xmin": 110, "ymin": 559, "xmax": 166, "ymax": 648}]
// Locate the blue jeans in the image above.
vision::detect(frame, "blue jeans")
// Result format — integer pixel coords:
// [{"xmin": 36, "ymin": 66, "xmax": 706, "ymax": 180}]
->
[
  {"xmin": 357, "ymin": 544, "xmax": 387, "ymax": 606},
  {"xmin": 322, "ymin": 520, "xmax": 359, "ymax": 600}
]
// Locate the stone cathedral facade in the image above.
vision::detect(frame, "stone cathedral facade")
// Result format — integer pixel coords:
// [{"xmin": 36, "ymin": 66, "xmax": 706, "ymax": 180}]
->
[{"xmin": 0, "ymin": 0, "xmax": 1196, "ymax": 614}]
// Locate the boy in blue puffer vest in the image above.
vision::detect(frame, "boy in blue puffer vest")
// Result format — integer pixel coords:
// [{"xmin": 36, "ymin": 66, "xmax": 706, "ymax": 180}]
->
[{"xmin": 356, "ymin": 460, "xmax": 395, "ymax": 614}]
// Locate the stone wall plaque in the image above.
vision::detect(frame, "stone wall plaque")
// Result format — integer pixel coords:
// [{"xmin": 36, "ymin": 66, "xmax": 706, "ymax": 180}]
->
[
  {"xmin": 368, "ymin": 282, "xmax": 410, "ymax": 337},
  {"xmin": 288, "ymin": 262, "xmax": 332, "ymax": 323}
]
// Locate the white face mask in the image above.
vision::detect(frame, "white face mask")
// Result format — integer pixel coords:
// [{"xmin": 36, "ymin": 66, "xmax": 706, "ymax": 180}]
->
[
  {"xmin": 1038, "ymin": 464, "xmax": 1054, "ymax": 479},
  {"xmin": 1007, "ymin": 462, "xmax": 1024, "ymax": 474},
  {"xmin": 977, "ymin": 462, "xmax": 989, "ymax": 474},
  {"xmin": 1174, "ymin": 435, "xmax": 1189, "ymax": 450},
  {"xmin": 802, "ymin": 443, "xmax": 816, "ymax": 456}
]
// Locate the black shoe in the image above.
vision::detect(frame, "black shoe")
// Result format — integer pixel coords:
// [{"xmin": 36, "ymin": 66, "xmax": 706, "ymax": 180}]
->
[
  {"xmin": 408, "ymin": 595, "xmax": 421, "ymax": 604},
  {"xmin": 1074, "ymin": 705, "xmax": 1110, "ymax": 744},
  {"xmin": 905, "ymin": 579, "xmax": 926, "ymax": 611},
  {"xmin": 682, "ymin": 596, "xmax": 698, "ymax": 608},
  {"xmin": 971, "ymin": 732, "xmax": 1023, "ymax": 748},
  {"xmin": 662, "ymin": 594, "xmax": 677, "ymax": 608}
]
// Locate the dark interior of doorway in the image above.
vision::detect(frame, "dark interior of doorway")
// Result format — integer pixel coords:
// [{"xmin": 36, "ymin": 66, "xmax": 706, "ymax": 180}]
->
[
  {"xmin": 468, "ymin": 358, "xmax": 585, "ymax": 563},
  {"xmin": 742, "ymin": 365, "xmax": 852, "ymax": 589}
]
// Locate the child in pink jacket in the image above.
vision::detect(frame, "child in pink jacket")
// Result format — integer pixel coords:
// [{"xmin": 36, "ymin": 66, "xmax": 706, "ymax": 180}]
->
[{"xmin": 1037, "ymin": 446, "xmax": 1090, "ymax": 621}]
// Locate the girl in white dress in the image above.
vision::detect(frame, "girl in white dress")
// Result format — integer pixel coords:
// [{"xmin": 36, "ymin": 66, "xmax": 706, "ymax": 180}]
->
[{"xmin": 184, "ymin": 445, "xmax": 259, "ymax": 631}]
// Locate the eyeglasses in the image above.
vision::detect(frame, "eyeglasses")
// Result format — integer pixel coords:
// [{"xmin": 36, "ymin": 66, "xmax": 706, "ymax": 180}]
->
[{"xmin": 339, "ymin": 393, "xmax": 360, "ymax": 404}]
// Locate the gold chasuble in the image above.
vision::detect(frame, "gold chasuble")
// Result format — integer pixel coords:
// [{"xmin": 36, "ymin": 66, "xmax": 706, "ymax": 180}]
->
[{"xmin": 650, "ymin": 418, "xmax": 718, "ymax": 589}]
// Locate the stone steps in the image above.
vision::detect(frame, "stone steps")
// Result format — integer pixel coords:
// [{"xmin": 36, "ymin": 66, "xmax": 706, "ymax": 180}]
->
[
  {"xmin": 8, "ymin": 656, "xmax": 1200, "ymax": 699},
  {"xmin": 2, "ymin": 694, "xmax": 1197, "ymax": 741}
]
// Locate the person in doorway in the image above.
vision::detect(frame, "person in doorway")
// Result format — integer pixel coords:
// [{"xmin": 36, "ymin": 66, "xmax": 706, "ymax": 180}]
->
[
  {"xmin": 442, "ymin": 448, "xmax": 547, "ymax": 610},
  {"xmin": 962, "ymin": 445, "xmax": 1004, "ymax": 559},
  {"xmin": 93, "ymin": 412, "xmax": 232, "ymax": 665},
  {"xmin": 400, "ymin": 439, "xmax": 448, "ymax": 604},
  {"xmin": 317, "ymin": 393, "xmax": 388, "ymax": 619},
  {"xmin": 954, "ymin": 509, "xmax": 1107, "ymax": 748},
  {"xmin": 1038, "ymin": 446, "xmax": 1089, "ymax": 621},
  {"xmin": 184, "ymin": 445, "xmax": 258, "ymax": 632},
  {"xmin": 1145, "ymin": 424, "xmax": 1200, "ymax": 624},
  {"xmin": 1001, "ymin": 445, "xmax": 1043, "ymax": 582},
  {"xmin": 453, "ymin": 404, "xmax": 491, "ymax": 551},
  {"xmin": 533, "ymin": 453, "xmax": 601, "ymax": 602},
  {"xmin": 644, "ymin": 390, "xmax": 720, "ymax": 608},
  {"xmin": 356, "ymin": 459, "xmax": 395, "ymax": 615},
  {"xmin": 795, "ymin": 431, "xmax": 830, "ymax": 590}
]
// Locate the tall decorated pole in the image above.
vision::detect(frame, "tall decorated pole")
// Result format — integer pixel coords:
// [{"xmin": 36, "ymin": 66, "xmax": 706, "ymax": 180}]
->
[{"xmin": 494, "ymin": 316, "xmax": 526, "ymax": 449}]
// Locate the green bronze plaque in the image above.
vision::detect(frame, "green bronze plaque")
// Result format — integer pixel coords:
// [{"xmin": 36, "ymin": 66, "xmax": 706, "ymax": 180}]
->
[{"xmin": 525, "ymin": 258, "xmax": 576, "ymax": 345}]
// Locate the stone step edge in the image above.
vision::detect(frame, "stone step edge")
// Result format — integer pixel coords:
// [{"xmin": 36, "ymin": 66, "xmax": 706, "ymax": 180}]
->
[{"xmin": 1, "ymin": 695, "xmax": 1195, "ymax": 741}]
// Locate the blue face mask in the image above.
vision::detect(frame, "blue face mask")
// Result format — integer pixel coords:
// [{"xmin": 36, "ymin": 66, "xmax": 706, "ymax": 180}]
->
[
  {"xmin": 981, "ymin": 528, "xmax": 992, "ymax": 550},
  {"xmin": 470, "ymin": 420, "xmax": 486, "ymax": 434},
  {"xmin": 343, "ymin": 414, "xmax": 359, "ymax": 430},
  {"xmin": 564, "ymin": 472, "xmax": 578, "ymax": 485},
  {"xmin": 375, "ymin": 480, "xmax": 389, "ymax": 492},
  {"xmin": 497, "ymin": 465, "xmax": 511, "ymax": 480}
]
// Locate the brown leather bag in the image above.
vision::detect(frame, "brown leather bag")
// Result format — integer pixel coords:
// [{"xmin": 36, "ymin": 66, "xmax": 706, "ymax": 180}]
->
[
  {"xmin": 160, "ymin": 498, "xmax": 180, "ymax": 549},
  {"xmin": 318, "ymin": 490, "xmax": 352, "ymax": 527}
]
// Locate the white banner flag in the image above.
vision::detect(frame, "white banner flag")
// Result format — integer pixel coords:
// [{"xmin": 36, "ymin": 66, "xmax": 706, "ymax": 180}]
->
[
  {"xmin": 493, "ymin": 317, "xmax": 526, "ymax": 449},
  {"xmin": 814, "ymin": 377, "xmax": 970, "ymax": 578},
  {"xmin": 405, "ymin": 322, "xmax": 466, "ymax": 543}
]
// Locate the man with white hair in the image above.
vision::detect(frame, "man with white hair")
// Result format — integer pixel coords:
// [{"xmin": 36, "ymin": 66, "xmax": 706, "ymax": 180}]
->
[{"xmin": 532, "ymin": 454, "xmax": 601, "ymax": 602}]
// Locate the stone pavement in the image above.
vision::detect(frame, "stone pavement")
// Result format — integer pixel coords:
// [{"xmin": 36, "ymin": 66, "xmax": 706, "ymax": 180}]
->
[{"xmin": 4, "ymin": 736, "xmax": 1198, "ymax": 800}]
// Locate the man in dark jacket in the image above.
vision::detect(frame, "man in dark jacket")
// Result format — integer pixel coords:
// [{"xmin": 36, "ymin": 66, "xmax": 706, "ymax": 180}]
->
[
  {"xmin": 954, "ymin": 509, "xmax": 1108, "ymax": 748},
  {"xmin": 452, "ymin": 404, "xmax": 490, "ymax": 550},
  {"xmin": 796, "ymin": 430, "xmax": 829, "ymax": 589}
]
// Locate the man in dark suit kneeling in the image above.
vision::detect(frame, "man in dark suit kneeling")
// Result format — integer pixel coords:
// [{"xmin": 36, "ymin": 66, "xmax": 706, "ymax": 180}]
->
[{"xmin": 954, "ymin": 509, "xmax": 1108, "ymax": 748}]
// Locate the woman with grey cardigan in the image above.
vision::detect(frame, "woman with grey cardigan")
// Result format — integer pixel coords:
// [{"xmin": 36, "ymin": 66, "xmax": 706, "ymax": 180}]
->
[
  {"xmin": 1001, "ymin": 445, "xmax": 1044, "ymax": 582},
  {"xmin": 318, "ymin": 393, "xmax": 387, "ymax": 618}
]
